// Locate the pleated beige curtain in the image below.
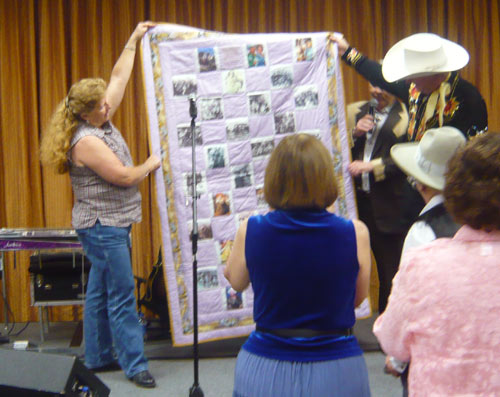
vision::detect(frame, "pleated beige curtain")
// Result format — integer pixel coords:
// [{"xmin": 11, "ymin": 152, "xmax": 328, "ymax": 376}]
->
[{"xmin": 1, "ymin": 0, "xmax": 499, "ymax": 322}]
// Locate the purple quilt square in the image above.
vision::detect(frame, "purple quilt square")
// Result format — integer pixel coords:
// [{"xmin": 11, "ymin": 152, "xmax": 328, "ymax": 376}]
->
[
  {"xmin": 197, "ymin": 72, "xmax": 223, "ymax": 96},
  {"xmin": 201, "ymin": 121, "xmax": 227, "ymax": 145},
  {"xmin": 211, "ymin": 216, "xmax": 237, "ymax": 240},
  {"xmin": 270, "ymin": 90, "xmax": 295, "ymax": 114},
  {"xmin": 267, "ymin": 41, "xmax": 293, "ymax": 65},
  {"xmin": 195, "ymin": 194, "xmax": 212, "ymax": 220},
  {"xmin": 218, "ymin": 45, "xmax": 246, "ymax": 70},
  {"xmin": 179, "ymin": 147, "xmax": 206, "ymax": 173},
  {"xmin": 196, "ymin": 244, "xmax": 219, "ymax": 266},
  {"xmin": 252, "ymin": 158, "xmax": 268, "ymax": 184},
  {"xmin": 245, "ymin": 68, "xmax": 271, "ymax": 91},
  {"xmin": 253, "ymin": 168, "xmax": 265, "ymax": 186},
  {"xmin": 295, "ymin": 109, "xmax": 325, "ymax": 131},
  {"xmin": 172, "ymin": 98, "xmax": 192, "ymax": 124},
  {"xmin": 232, "ymin": 187, "xmax": 257, "ymax": 212},
  {"xmin": 223, "ymin": 95, "xmax": 248, "ymax": 118},
  {"xmin": 248, "ymin": 115, "xmax": 274, "ymax": 138},
  {"xmin": 227, "ymin": 141, "xmax": 252, "ymax": 165},
  {"xmin": 206, "ymin": 168, "xmax": 232, "ymax": 191},
  {"xmin": 169, "ymin": 49, "xmax": 197, "ymax": 75},
  {"xmin": 198, "ymin": 289, "xmax": 223, "ymax": 315},
  {"xmin": 293, "ymin": 62, "xmax": 316, "ymax": 86}
]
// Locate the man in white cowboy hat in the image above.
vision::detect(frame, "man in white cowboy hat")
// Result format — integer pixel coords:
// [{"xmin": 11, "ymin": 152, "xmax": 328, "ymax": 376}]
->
[
  {"xmin": 331, "ymin": 32, "xmax": 488, "ymax": 142},
  {"xmin": 382, "ymin": 126, "xmax": 466, "ymax": 396}
]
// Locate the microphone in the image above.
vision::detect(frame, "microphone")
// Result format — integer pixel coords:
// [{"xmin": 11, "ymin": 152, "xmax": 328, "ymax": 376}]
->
[
  {"xmin": 367, "ymin": 98, "xmax": 378, "ymax": 139},
  {"xmin": 189, "ymin": 95, "xmax": 197, "ymax": 119}
]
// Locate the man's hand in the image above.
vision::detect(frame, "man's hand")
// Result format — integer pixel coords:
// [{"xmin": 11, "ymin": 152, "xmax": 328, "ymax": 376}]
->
[
  {"xmin": 353, "ymin": 114, "xmax": 375, "ymax": 138},
  {"xmin": 328, "ymin": 33, "xmax": 350, "ymax": 55},
  {"xmin": 348, "ymin": 160, "xmax": 374, "ymax": 177},
  {"xmin": 384, "ymin": 355, "xmax": 404, "ymax": 377}
]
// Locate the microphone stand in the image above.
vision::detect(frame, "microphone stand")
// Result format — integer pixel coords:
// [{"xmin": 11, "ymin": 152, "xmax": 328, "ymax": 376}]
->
[{"xmin": 188, "ymin": 97, "xmax": 204, "ymax": 397}]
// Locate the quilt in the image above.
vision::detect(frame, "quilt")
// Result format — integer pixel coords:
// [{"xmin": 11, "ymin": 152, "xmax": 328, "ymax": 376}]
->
[{"xmin": 141, "ymin": 24, "xmax": 357, "ymax": 346}]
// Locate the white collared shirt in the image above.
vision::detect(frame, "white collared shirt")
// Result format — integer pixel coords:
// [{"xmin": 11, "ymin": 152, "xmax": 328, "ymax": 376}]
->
[
  {"xmin": 361, "ymin": 104, "xmax": 392, "ymax": 192},
  {"xmin": 401, "ymin": 194, "xmax": 444, "ymax": 255}
]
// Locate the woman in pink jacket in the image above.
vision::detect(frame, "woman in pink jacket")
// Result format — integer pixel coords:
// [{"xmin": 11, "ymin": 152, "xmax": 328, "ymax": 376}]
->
[{"xmin": 373, "ymin": 132, "xmax": 500, "ymax": 396}]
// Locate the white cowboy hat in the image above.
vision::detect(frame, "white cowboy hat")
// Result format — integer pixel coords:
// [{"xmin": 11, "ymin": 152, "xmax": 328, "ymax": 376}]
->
[
  {"xmin": 382, "ymin": 33, "xmax": 469, "ymax": 82},
  {"xmin": 390, "ymin": 126, "xmax": 466, "ymax": 190}
]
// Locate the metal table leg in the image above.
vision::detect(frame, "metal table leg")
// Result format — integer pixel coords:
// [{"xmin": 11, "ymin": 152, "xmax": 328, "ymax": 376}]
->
[
  {"xmin": 1, "ymin": 251, "xmax": 9, "ymax": 328},
  {"xmin": 38, "ymin": 306, "xmax": 44, "ymax": 342}
]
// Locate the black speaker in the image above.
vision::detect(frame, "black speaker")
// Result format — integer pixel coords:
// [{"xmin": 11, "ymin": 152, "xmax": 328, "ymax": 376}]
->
[{"xmin": 0, "ymin": 349, "xmax": 110, "ymax": 396}]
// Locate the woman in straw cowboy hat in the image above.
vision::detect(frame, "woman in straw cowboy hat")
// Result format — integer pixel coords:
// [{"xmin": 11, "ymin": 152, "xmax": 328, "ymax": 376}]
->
[{"xmin": 331, "ymin": 32, "xmax": 487, "ymax": 142}]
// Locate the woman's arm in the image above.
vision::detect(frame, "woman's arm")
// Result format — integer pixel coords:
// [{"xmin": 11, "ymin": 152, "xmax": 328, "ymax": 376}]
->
[
  {"xmin": 106, "ymin": 21, "xmax": 156, "ymax": 119},
  {"xmin": 352, "ymin": 219, "xmax": 371, "ymax": 307},
  {"xmin": 224, "ymin": 219, "xmax": 250, "ymax": 292},
  {"xmin": 71, "ymin": 135, "xmax": 160, "ymax": 187}
]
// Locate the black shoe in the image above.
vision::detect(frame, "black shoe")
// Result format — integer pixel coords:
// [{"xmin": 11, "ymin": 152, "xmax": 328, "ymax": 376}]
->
[
  {"xmin": 129, "ymin": 370, "xmax": 156, "ymax": 388},
  {"xmin": 91, "ymin": 361, "xmax": 121, "ymax": 373}
]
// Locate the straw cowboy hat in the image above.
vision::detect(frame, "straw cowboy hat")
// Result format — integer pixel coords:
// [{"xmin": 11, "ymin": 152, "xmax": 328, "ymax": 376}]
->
[
  {"xmin": 390, "ymin": 126, "xmax": 466, "ymax": 191},
  {"xmin": 382, "ymin": 33, "xmax": 469, "ymax": 82}
]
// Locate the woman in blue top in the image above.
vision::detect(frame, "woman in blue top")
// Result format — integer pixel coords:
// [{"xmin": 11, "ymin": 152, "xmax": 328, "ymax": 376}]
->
[{"xmin": 225, "ymin": 133, "xmax": 372, "ymax": 396}]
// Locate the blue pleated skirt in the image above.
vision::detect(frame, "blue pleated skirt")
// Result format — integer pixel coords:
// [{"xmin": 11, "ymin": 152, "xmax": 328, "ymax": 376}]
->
[{"xmin": 233, "ymin": 349, "xmax": 371, "ymax": 397}]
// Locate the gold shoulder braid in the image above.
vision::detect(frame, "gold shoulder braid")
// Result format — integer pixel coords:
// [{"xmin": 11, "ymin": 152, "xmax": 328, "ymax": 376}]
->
[{"xmin": 343, "ymin": 47, "xmax": 363, "ymax": 67}]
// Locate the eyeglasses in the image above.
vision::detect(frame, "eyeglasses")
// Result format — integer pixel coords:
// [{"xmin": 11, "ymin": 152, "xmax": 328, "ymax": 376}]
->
[{"xmin": 407, "ymin": 176, "xmax": 418, "ymax": 189}]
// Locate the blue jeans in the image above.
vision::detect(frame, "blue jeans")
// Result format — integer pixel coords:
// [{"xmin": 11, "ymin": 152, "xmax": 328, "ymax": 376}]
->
[{"xmin": 77, "ymin": 221, "xmax": 148, "ymax": 378}]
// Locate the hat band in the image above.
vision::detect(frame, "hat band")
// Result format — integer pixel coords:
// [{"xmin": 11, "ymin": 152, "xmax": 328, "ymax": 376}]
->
[{"xmin": 415, "ymin": 147, "xmax": 446, "ymax": 178}]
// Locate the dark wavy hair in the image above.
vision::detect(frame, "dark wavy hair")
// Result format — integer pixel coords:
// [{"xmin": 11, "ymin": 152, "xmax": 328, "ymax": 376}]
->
[
  {"xmin": 264, "ymin": 133, "xmax": 338, "ymax": 210},
  {"xmin": 444, "ymin": 132, "xmax": 500, "ymax": 230}
]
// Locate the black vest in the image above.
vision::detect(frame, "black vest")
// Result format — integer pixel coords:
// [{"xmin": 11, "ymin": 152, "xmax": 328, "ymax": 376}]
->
[{"xmin": 417, "ymin": 203, "xmax": 460, "ymax": 238}]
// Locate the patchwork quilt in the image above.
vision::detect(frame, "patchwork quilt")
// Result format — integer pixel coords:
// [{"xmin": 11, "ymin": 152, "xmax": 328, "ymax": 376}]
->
[{"xmin": 141, "ymin": 24, "xmax": 358, "ymax": 346}]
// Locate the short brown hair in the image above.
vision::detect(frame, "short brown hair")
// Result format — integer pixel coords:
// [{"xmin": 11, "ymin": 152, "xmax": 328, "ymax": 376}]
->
[
  {"xmin": 444, "ymin": 132, "xmax": 500, "ymax": 230},
  {"xmin": 264, "ymin": 133, "xmax": 338, "ymax": 210}
]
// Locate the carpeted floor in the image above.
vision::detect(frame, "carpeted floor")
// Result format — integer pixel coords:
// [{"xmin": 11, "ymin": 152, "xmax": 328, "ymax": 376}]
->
[{"xmin": 0, "ymin": 320, "xmax": 403, "ymax": 396}]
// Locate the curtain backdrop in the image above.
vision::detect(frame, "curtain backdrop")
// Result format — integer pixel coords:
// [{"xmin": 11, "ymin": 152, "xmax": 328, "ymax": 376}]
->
[{"xmin": 1, "ymin": 0, "xmax": 498, "ymax": 322}]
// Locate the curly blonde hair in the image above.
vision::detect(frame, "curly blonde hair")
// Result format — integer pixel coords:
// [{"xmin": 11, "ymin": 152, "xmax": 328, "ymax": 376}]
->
[{"xmin": 40, "ymin": 78, "xmax": 107, "ymax": 173}]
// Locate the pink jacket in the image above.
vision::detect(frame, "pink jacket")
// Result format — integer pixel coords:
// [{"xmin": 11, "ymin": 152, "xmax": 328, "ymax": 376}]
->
[{"xmin": 374, "ymin": 225, "xmax": 500, "ymax": 396}]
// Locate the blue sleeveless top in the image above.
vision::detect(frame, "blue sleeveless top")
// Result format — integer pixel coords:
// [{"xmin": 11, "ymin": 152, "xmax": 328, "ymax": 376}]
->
[{"xmin": 242, "ymin": 209, "xmax": 362, "ymax": 362}]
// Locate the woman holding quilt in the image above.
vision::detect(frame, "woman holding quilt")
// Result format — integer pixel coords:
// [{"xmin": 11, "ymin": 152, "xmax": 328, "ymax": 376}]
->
[{"xmin": 40, "ymin": 22, "xmax": 159, "ymax": 388}]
